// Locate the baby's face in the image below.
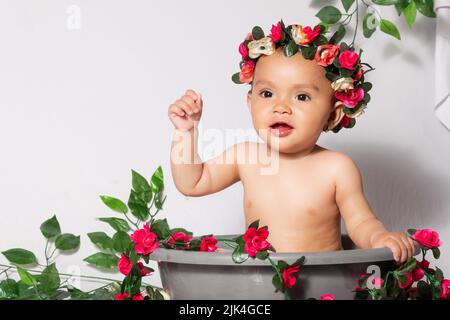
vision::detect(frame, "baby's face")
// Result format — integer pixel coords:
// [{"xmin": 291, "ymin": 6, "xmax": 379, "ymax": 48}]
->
[{"xmin": 247, "ymin": 48, "xmax": 343, "ymax": 155}]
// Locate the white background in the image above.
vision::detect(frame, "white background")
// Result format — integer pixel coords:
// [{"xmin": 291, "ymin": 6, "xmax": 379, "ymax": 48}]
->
[{"xmin": 0, "ymin": 0, "xmax": 449, "ymax": 292}]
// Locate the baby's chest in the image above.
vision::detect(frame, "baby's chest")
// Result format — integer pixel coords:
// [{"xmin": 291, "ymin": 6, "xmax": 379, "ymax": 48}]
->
[{"xmin": 240, "ymin": 165, "xmax": 337, "ymax": 216}]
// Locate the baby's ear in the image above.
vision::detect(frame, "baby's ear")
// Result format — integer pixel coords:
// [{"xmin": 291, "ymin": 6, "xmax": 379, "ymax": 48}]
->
[{"xmin": 324, "ymin": 101, "xmax": 345, "ymax": 132}]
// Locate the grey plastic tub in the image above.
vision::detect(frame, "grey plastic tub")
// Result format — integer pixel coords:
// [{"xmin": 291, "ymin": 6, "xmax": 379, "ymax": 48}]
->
[{"xmin": 150, "ymin": 235, "xmax": 397, "ymax": 300}]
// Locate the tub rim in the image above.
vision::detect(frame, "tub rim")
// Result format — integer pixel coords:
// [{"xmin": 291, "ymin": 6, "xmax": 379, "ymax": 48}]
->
[{"xmin": 149, "ymin": 234, "xmax": 399, "ymax": 266}]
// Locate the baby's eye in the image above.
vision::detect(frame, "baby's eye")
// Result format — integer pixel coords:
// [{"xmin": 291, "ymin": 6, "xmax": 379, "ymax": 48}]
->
[
  {"xmin": 296, "ymin": 94, "xmax": 311, "ymax": 102},
  {"xmin": 259, "ymin": 90, "xmax": 273, "ymax": 98}
]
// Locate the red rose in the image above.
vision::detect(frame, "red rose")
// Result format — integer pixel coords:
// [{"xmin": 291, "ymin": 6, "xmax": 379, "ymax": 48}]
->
[
  {"xmin": 130, "ymin": 224, "xmax": 159, "ymax": 255},
  {"xmin": 335, "ymin": 87, "xmax": 365, "ymax": 108},
  {"xmin": 282, "ymin": 265, "xmax": 301, "ymax": 289},
  {"xmin": 371, "ymin": 277, "xmax": 384, "ymax": 288},
  {"xmin": 118, "ymin": 254, "xmax": 152, "ymax": 276},
  {"xmin": 411, "ymin": 229, "xmax": 442, "ymax": 249},
  {"xmin": 315, "ymin": 44, "xmax": 340, "ymax": 67},
  {"xmin": 243, "ymin": 227, "xmax": 270, "ymax": 257},
  {"xmin": 440, "ymin": 279, "xmax": 450, "ymax": 299},
  {"xmin": 270, "ymin": 21, "xmax": 283, "ymax": 43},
  {"xmin": 239, "ymin": 60, "xmax": 255, "ymax": 84},
  {"xmin": 114, "ymin": 293, "xmax": 144, "ymax": 300},
  {"xmin": 168, "ymin": 231, "xmax": 193, "ymax": 249},
  {"xmin": 114, "ymin": 293, "xmax": 129, "ymax": 300},
  {"xmin": 320, "ymin": 294, "xmax": 336, "ymax": 300},
  {"xmin": 339, "ymin": 115, "xmax": 352, "ymax": 128},
  {"xmin": 398, "ymin": 272, "xmax": 413, "ymax": 289},
  {"xmin": 200, "ymin": 236, "xmax": 218, "ymax": 252},
  {"xmin": 302, "ymin": 25, "xmax": 320, "ymax": 45},
  {"xmin": 417, "ymin": 259, "xmax": 430, "ymax": 270},
  {"xmin": 239, "ymin": 42, "xmax": 248, "ymax": 60},
  {"xmin": 131, "ymin": 293, "xmax": 144, "ymax": 300},
  {"xmin": 339, "ymin": 50, "xmax": 359, "ymax": 70}
]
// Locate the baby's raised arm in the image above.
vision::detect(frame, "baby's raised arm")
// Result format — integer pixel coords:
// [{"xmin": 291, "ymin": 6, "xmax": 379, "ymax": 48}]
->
[
  {"xmin": 334, "ymin": 154, "xmax": 416, "ymax": 263},
  {"xmin": 169, "ymin": 89, "xmax": 241, "ymax": 197}
]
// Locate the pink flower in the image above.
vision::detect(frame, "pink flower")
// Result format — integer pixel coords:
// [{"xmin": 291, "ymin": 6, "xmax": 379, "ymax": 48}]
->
[
  {"xmin": 243, "ymin": 227, "xmax": 271, "ymax": 257},
  {"xmin": 292, "ymin": 25, "xmax": 320, "ymax": 45},
  {"xmin": 371, "ymin": 277, "xmax": 384, "ymax": 288},
  {"xmin": 411, "ymin": 229, "xmax": 442, "ymax": 249},
  {"xmin": 118, "ymin": 254, "xmax": 152, "ymax": 276},
  {"xmin": 335, "ymin": 87, "xmax": 365, "ymax": 108},
  {"xmin": 114, "ymin": 292, "xmax": 144, "ymax": 300},
  {"xmin": 200, "ymin": 236, "xmax": 218, "ymax": 252},
  {"xmin": 239, "ymin": 60, "xmax": 255, "ymax": 84},
  {"xmin": 270, "ymin": 21, "xmax": 283, "ymax": 43},
  {"xmin": 320, "ymin": 294, "xmax": 336, "ymax": 300},
  {"xmin": 131, "ymin": 293, "xmax": 144, "ymax": 300},
  {"xmin": 239, "ymin": 42, "xmax": 248, "ymax": 60},
  {"xmin": 440, "ymin": 279, "xmax": 450, "ymax": 299},
  {"xmin": 130, "ymin": 224, "xmax": 159, "ymax": 256},
  {"xmin": 282, "ymin": 265, "xmax": 301, "ymax": 289},
  {"xmin": 314, "ymin": 44, "xmax": 340, "ymax": 67},
  {"xmin": 339, "ymin": 50, "xmax": 359, "ymax": 70},
  {"xmin": 168, "ymin": 231, "xmax": 193, "ymax": 249},
  {"xmin": 114, "ymin": 293, "xmax": 129, "ymax": 300}
]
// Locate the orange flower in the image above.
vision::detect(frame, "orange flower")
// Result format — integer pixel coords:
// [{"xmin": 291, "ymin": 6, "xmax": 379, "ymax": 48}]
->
[
  {"xmin": 239, "ymin": 60, "xmax": 255, "ymax": 84},
  {"xmin": 315, "ymin": 44, "xmax": 340, "ymax": 67}
]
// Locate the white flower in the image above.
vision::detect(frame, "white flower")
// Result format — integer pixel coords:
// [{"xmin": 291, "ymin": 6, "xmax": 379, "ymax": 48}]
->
[
  {"xmin": 247, "ymin": 37, "xmax": 276, "ymax": 59},
  {"xmin": 331, "ymin": 77, "xmax": 355, "ymax": 92},
  {"xmin": 347, "ymin": 104, "xmax": 367, "ymax": 118}
]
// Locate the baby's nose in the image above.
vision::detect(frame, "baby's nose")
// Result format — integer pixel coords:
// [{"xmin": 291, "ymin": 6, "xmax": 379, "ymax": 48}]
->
[{"xmin": 273, "ymin": 104, "xmax": 292, "ymax": 114}]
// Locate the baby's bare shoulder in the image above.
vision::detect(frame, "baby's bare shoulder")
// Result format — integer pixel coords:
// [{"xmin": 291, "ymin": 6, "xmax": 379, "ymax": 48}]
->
[{"xmin": 314, "ymin": 147, "xmax": 359, "ymax": 173}]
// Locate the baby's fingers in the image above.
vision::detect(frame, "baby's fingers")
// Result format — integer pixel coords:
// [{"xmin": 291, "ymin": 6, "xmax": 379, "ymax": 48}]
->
[
  {"xmin": 384, "ymin": 238, "xmax": 402, "ymax": 263},
  {"xmin": 169, "ymin": 104, "xmax": 186, "ymax": 118},
  {"xmin": 175, "ymin": 98, "xmax": 196, "ymax": 116}
]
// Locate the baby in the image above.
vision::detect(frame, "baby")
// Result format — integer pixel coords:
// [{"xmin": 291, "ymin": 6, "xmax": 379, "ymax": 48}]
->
[{"xmin": 168, "ymin": 21, "xmax": 416, "ymax": 264}]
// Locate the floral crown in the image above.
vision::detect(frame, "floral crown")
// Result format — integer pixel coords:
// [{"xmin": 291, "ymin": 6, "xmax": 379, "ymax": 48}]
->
[{"xmin": 232, "ymin": 20, "xmax": 374, "ymax": 133}]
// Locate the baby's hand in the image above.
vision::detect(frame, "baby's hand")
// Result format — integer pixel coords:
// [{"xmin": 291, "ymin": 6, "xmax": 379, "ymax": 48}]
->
[
  {"xmin": 371, "ymin": 232, "xmax": 416, "ymax": 264},
  {"xmin": 168, "ymin": 89, "xmax": 203, "ymax": 132}
]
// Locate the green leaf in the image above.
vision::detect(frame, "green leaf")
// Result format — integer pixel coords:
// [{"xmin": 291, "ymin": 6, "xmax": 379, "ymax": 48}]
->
[
  {"xmin": 407, "ymin": 228, "xmax": 417, "ymax": 237},
  {"xmin": 2, "ymin": 248, "xmax": 37, "ymax": 265},
  {"xmin": 39, "ymin": 263, "xmax": 60, "ymax": 295},
  {"xmin": 361, "ymin": 82, "xmax": 373, "ymax": 92},
  {"xmin": 363, "ymin": 13, "xmax": 379, "ymax": 38},
  {"xmin": 112, "ymin": 231, "xmax": 132, "ymax": 253},
  {"xmin": 404, "ymin": 0, "xmax": 417, "ymax": 28},
  {"xmin": 232, "ymin": 245, "xmax": 249, "ymax": 264},
  {"xmin": 283, "ymin": 40, "xmax": 298, "ymax": 57},
  {"xmin": 17, "ymin": 267, "xmax": 37, "ymax": 286},
  {"xmin": 40, "ymin": 215, "xmax": 61, "ymax": 239},
  {"xmin": 150, "ymin": 218, "xmax": 171, "ymax": 240},
  {"xmin": 84, "ymin": 252, "xmax": 119, "ymax": 269},
  {"xmin": 150, "ymin": 166, "xmax": 164, "ymax": 194},
  {"xmin": 330, "ymin": 24, "xmax": 346, "ymax": 44},
  {"xmin": 342, "ymin": 0, "xmax": 355, "ymax": 12},
  {"xmin": 100, "ymin": 195, "xmax": 128, "ymax": 214},
  {"xmin": 87, "ymin": 232, "xmax": 114, "ymax": 251},
  {"xmin": 248, "ymin": 219, "xmax": 260, "ymax": 230},
  {"xmin": 232, "ymin": 72, "xmax": 242, "ymax": 84},
  {"xmin": 414, "ymin": 0, "xmax": 436, "ymax": 17},
  {"xmin": 272, "ymin": 273, "xmax": 283, "ymax": 293},
  {"xmin": 132, "ymin": 169, "xmax": 151, "ymax": 192},
  {"xmin": 128, "ymin": 189, "xmax": 150, "ymax": 220},
  {"xmin": 55, "ymin": 234, "xmax": 80, "ymax": 251},
  {"xmin": 432, "ymin": 247, "xmax": 441, "ymax": 259},
  {"xmin": 300, "ymin": 46, "xmax": 317, "ymax": 60},
  {"xmin": 380, "ymin": 19, "xmax": 401, "ymax": 40},
  {"xmin": 98, "ymin": 217, "xmax": 131, "ymax": 232},
  {"xmin": 251, "ymin": 26, "xmax": 265, "ymax": 40},
  {"xmin": 0, "ymin": 279, "xmax": 19, "ymax": 299},
  {"xmin": 316, "ymin": 6, "xmax": 342, "ymax": 24},
  {"xmin": 256, "ymin": 250, "xmax": 269, "ymax": 260},
  {"xmin": 395, "ymin": 0, "xmax": 410, "ymax": 15},
  {"xmin": 396, "ymin": 257, "xmax": 417, "ymax": 276},
  {"xmin": 372, "ymin": 0, "xmax": 400, "ymax": 5}
]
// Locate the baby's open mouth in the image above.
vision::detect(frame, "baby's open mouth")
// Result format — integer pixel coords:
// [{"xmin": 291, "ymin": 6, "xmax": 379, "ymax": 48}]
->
[{"xmin": 269, "ymin": 122, "xmax": 294, "ymax": 138}]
